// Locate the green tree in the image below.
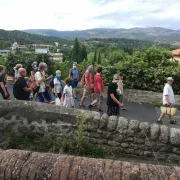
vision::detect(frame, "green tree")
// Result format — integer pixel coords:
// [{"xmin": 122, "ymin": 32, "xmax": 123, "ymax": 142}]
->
[
  {"xmin": 0, "ymin": 56, "xmax": 6, "ymax": 67},
  {"xmin": 93, "ymin": 49, "xmax": 97, "ymax": 65},
  {"xmin": 71, "ymin": 38, "xmax": 82, "ymax": 63},
  {"xmin": 97, "ymin": 51, "xmax": 102, "ymax": 64},
  {"xmin": 81, "ymin": 45, "xmax": 87, "ymax": 61}
]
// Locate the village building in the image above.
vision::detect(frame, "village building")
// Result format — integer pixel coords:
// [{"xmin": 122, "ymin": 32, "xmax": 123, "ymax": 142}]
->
[
  {"xmin": 52, "ymin": 53, "xmax": 63, "ymax": 62},
  {"xmin": 0, "ymin": 50, "xmax": 9, "ymax": 56},
  {"xmin": 172, "ymin": 49, "xmax": 180, "ymax": 63}
]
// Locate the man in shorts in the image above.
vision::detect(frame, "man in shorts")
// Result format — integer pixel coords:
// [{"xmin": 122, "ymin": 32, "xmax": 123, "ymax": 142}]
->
[
  {"xmin": 69, "ymin": 62, "xmax": 79, "ymax": 100},
  {"xmin": 0, "ymin": 65, "xmax": 10, "ymax": 100},
  {"xmin": 88, "ymin": 67, "xmax": 104, "ymax": 113},
  {"xmin": 107, "ymin": 73, "xmax": 124, "ymax": 117},
  {"xmin": 79, "ymin": 65, "xmax": 93, "ymax": 108},
  {"xmin": 157, "ymin": 77, "xmax": 176, "ymax": 124}
]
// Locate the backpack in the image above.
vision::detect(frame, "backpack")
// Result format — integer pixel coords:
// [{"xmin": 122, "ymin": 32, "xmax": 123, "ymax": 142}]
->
[
  {"xmin": 80, "ymin": 73, "xmax": 86, "ymax": 88},
  {"xmin": 13, "ymin": 77, "xmax": 24, "ymax": 99},
  {"xmin": 50, "ymin": 76, "xmax": 62, "ymax": 89},
  {"xmin": 29, "ymin": 75, "xmax": 37, "ymax": 90}
]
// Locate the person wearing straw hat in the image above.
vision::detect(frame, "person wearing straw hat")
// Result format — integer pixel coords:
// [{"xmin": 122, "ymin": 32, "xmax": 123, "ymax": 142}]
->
[{"xmin": 157, "ymin": 77, "xmax": 176, "ymax": 124}]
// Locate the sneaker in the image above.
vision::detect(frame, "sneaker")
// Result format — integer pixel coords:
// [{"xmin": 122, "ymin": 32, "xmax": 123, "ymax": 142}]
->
[
  {"xmin": 79, "ymin": 104, "xmax": 86, "ymax": 108},
  {"xmin": 99, "ymin": 110, "xmax": 103, "ymax": 114},
  {"xmin": 88, "ymin": 104, "xmax": 93, "ymax": 110},
  {"xmin": 121, "ymin": 108, "xmax": 127, "ymax": 110},
  {"xmin": 170, "ymin": 120, "xmax": 177, "ymax": 124}
]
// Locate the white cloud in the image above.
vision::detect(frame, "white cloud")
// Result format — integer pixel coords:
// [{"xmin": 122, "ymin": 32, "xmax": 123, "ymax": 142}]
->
[{"xmin": 0, "ymin": 0, "xmax": 180, "ymax": 30}]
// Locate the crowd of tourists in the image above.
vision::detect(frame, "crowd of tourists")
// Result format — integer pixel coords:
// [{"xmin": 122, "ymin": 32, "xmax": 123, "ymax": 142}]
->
[{"xmin": 0, "ymin": 62, "xmax": 177, "ymax": 123}]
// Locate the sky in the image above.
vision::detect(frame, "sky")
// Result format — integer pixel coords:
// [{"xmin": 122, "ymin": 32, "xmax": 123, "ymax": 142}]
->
[{"xmin": 0, "ymin": 0, "xmax": 180, "ymax": 31}]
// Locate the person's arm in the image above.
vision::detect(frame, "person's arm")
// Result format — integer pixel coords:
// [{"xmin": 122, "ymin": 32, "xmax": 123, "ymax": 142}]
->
[
  {"xmin": 0, "ymin": 82, "xmax": 8, "ymax": 97},
  {"xmin": 23, "ymin": 87, "xmax": 32, "ymax": 92},
  {"xmin": 110, "ymin": 93, "xmax": 124, "ymax": 108},
  {"xmin": 69, "ymin": 69, "xmax": 72, "ymax": 78},
  {"xmin": 54, "ymin": 84, "xmax": 58, "ymax": 96},
  {"xmin": 37, "ymin": 72, "xmax": 45, "ymax": 84},
  {"xmin": 165, "ymin": 95, "xmax": 170, "ymax": 105},
  {"xmin": 61, "ymin": 93, "xmax": 64, "ymax": 105},
  {"xmin": 118, "ymin": 80, "xmax": 123, "ymax": 95}
]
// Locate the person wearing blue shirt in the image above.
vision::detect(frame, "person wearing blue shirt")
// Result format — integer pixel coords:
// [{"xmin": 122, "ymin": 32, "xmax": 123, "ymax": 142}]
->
[{"xmin": 69, "ymin": 62, "xmax": 79, "ymax": 100}]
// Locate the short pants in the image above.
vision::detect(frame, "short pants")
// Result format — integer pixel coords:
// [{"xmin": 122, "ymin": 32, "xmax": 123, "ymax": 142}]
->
[
  {"xmin": 38, "ymin": 91, "xmax": 52, "ymax": 102},
  {"xmin": 107, "ymin": 105, "xmax": 120, "ymax": 117},
  {"xmin": 54, "ymin": 92, "xmax": 62, "ymax": 99},
  {"xmin": 72, "ymin": 79, "xmax": 78, "ymax": 88}
]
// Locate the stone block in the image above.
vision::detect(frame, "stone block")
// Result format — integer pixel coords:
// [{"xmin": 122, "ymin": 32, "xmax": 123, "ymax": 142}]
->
[
  {"xmin": 108, "ymin": 141, "xmax": 120, "ymax": 146},
  {"xmin": 99, "ymin": 113, "xmax": 109, "ymax": 129},
  {"xmin": 170, "ymin": 128, "xmax": 180, "ymax": 146},
  {"xmin": 117, "ymin": 117, "xmax": 128, "ymax": 133},
  {"xmin": 127, "ymin": 120, "xmax": 140, "ymax": 137},
  {"xmin": 107, "ymin": 116, "xmax": 118, "ymax": 132},
  {"xmin": 172, "ymin": 147, "xmax": 180, "ymax": 155},
  {"xmin": 121, "ymin": 143, "xmax": 129, "ymax": 148},
  {"xmin": 150, "ymin": 123, "xmax": 160, "ymax": 140},
  {"xmin": 138, "ymin": 122, "xmax": 150, "ymax": 138},
  {"xmin": 159, "ymin": 125, "xmax": 169, "ymax": 144},
  {"xmin": 144, "ymin": 151, "xmax": 153, "ymax": 157},
  {"xmin": 124, "ymin": 148, "xmax": 134, "ymax": 154},
  {"xmin": 134, "ymin": 150, "xmax": 144, "ymax": 156}
]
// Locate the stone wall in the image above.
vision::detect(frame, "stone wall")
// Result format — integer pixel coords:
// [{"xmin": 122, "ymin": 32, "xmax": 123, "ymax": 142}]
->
[
  {"xmin": 0, "ymin": 149, "xmax": 180, "ymax": 179},
  {"xmin": 125, "ymin": 89, "xmax": 180, "ymax": 104},
  {"xmin": 0, "ymin": 100, "xmax": 180, "ymax": 163}
]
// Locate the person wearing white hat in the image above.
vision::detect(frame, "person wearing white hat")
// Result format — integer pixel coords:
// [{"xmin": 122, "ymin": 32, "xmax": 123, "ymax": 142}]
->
[{"xmin": 157, "ymin": 77, "xmax": 176, "ymax": 124}]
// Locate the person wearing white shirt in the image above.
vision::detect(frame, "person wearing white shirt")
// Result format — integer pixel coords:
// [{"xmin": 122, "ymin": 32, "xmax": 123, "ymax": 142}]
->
[
  {"xmin": 53, "ymin": 70, "xmax": 63, "ymax": 99},
  {"xmin": 35, "ymin": 62, "xmax": 51, "ymax": 103},
  {"xmin": 157, "ymin": 77, "xmax": 176, "ymax": 124}
]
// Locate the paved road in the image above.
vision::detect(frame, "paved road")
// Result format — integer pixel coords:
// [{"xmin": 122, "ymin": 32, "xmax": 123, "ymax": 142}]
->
[{"xmin": 1, "ymin": 85, "xmax": 180, "ymax": 128}]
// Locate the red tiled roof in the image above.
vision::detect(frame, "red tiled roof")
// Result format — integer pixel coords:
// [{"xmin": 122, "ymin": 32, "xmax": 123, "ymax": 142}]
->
[{"xmin": 172, "ymin": 49, "xmax": 180, "ymax": 56}]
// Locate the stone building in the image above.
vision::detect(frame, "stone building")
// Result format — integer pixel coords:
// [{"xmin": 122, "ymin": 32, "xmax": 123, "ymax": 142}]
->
[{"xmin": 172, "ymin": 49, "xmax": 180, "ymax": 63}]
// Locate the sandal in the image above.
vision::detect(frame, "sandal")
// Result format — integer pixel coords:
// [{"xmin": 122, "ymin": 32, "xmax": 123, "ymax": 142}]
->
[{"xmin": 157, "ymin": 120, "xmax": 163, "ymax": 124}]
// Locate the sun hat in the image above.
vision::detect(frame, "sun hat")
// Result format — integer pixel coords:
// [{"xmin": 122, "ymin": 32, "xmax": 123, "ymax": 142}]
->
[{"xmin": 167, "ymin": 77, "xmax": 174, "ymax": 81}]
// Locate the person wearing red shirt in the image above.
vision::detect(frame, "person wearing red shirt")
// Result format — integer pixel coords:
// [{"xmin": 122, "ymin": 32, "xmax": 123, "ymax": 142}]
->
[
  {"xmin": 79, "ymin": 65, "xmax": 94, "ymax": 108},
  {"xmin": 89, "ymin": 67, "xmax": 104, "ymax": 113}
]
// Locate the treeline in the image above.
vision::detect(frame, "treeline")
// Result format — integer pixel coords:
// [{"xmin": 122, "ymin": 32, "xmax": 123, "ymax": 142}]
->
[
  {"xmin": 0, "ymin": 29, "xmax": 72, "ymax": 47},
  {"xmin": 87, "ymin": 38, "xmax": 177, "ymax": 51}
]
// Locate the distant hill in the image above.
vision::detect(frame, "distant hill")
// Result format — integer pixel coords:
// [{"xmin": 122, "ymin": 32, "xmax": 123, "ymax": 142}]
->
[
  {"xmin": 0, "ymin": 29, "xmax": 72, "ymax": 47},
  {"xmin": 24, "ymin": 27, "xmax": 180, "ymax": 43}
]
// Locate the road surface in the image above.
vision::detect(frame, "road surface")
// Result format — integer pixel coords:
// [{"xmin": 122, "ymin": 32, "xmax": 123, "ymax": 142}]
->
[{"xmin": 1, "ymin": 85, "xmax": 180, "ymax": 128}]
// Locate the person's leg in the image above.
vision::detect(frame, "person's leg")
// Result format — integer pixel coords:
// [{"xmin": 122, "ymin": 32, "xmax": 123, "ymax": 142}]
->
[
  {"xmin": 157, "ymin": 113, "xmax": 165, "ymax": 124},
  {"xmin": 99, "ymin": 95, "xmax": 103, "ymax": 112},
  {"xmin": 38, "ymin": 92, "xmax": 45, "ymax": 103},
  {"xmin": 80, "ymin": 88, "xmax": 87, "ymax": 107}
]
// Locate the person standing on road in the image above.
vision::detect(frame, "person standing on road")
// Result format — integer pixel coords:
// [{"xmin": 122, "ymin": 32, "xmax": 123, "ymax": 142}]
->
[
  {"xmin": 61, "ymin": 77, "xmax": 75, "ymax": 108},
  {"xmin": 88, "ymin": 67, "xmax": 104, "ymax": 113},
  {"xmin": 0, "ymin": 65, "xmax": 10, "ymax": 100},
  {"xmin": 107, "ymin": 73, "xmax": 124, "ymax": 117},
  {"xmin": 14, "ymin": 64, "xmax": 22, "ymax": 81},
  {"xmin": 79, "ymin": 65, "xmax": 94, "ymax": 108},
  {"xmin": 69, "ymin": 62, "xmax": 79, "ymax": 100},
  {"xmin": 13, "ymin": 68, "xmax": 32, "ymax": 101},
  {"xmin": 118, "ymin": 73, "xmax": 127, "ymax": 110},
  {"xmin": 53, "ymin": 70, "xmax": 63, "ymax": 99},
  {"xmin": 157, "ymin": 77, "xmax": 176, "ymax": 124},
  {"xmin": 35, "ymin": 63, "xmax": 51, "ymax": 103}
]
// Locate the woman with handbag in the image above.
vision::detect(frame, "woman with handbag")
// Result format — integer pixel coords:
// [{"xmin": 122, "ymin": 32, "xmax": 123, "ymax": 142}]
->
[{"xmin": 157, "ymin": 77, "xmax": 177, "ymax": 124}]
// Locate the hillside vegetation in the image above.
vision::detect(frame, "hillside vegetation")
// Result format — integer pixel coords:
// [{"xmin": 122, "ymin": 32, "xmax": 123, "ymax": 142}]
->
[{"xmin": 0, "ymin": 29, "xmax": 72, "ymax": 49}]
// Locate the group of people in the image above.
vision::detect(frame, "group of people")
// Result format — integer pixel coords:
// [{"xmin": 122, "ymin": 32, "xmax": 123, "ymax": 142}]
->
[{"xmin": 0, "ymin": 61, "xmax": 177, "ymax": 123}]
